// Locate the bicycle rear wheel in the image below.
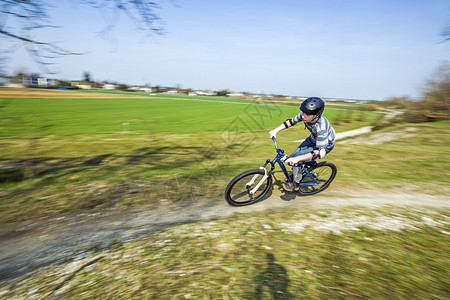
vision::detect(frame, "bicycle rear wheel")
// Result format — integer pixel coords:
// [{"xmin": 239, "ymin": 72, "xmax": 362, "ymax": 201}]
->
[
  {"xmin": 225, "ymin": 169, "xmax": 273, "ymax": 206},
  {"xmin": 298, "ymin": 161, "xmax": 337, "ymax": 195}
]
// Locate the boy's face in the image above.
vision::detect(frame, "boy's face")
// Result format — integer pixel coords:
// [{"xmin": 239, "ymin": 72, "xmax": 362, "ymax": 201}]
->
[{"xmin": 301, "ymin": 112, "xmax": 317, "ymax": 123}]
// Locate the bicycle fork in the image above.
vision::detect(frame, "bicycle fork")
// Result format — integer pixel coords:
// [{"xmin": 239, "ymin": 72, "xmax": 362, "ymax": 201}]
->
[{"xmin": 246, "ymin": 160, "xmax": 273, "ymax": 195}]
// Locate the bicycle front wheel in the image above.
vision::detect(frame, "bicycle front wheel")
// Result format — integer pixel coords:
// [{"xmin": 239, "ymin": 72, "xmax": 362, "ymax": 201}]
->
[
  {"xmin": 298, "ymin": 161, "xmax": 337, "ymax": 195},
  {"xmin": 225, "ymin": 169, "xmax": 273, "ymax": 206}
]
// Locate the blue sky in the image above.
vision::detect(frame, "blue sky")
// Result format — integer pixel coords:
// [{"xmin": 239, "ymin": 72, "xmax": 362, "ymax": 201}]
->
[{"xmin": 5, "ymin": 0, "xmax": 450, "ymax": 100}]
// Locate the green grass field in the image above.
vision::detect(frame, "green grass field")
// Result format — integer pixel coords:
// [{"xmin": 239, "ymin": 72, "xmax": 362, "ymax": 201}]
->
[
  {"xmin": 0, "ymin": 92, "xmax": 449, "ymax": 223},
  {"xmin": 0, "ymin": 94, "xmax": 372, "ymax": 137}
]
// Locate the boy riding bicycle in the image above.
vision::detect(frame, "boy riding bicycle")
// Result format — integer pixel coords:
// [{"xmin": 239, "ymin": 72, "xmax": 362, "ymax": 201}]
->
[{"xmin": 269, "ymin": 97, "xmax": 336, "ymax": 192}]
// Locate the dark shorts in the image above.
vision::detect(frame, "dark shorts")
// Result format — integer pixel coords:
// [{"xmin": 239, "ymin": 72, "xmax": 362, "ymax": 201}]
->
[{"xmin": 290, "ymin": 136, "xmax": 334, "ymax": 158}]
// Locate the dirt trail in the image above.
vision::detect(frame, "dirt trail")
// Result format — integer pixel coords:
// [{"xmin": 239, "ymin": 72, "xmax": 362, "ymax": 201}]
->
[
  {"xmin": 0, "ymin": 187, "xmax": 449, "ymax": 285},
  {"xmin": 0, "ymin": 87, "xmax": 141, "ymax": 98}
]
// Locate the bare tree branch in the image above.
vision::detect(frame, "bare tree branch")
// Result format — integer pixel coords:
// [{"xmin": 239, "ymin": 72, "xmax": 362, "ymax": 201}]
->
[
  {"xmin": 442, "ymin": 26, "xmax": 450, "ymax": 42},
  {"xmin": 0, "ymin": 0, "xmax": 165, "ymax": 75}
]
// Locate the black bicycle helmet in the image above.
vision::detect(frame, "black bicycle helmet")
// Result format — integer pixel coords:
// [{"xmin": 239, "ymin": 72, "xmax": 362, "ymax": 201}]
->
[{"xmin": 300, "ymin": 97, "xmax": 325, "ymax": 115}]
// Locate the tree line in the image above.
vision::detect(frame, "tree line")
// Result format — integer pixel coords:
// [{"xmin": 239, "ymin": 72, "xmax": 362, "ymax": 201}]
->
[{"xmin": 377, "ymin": 63, "xmax": 449, "ymax": 123}]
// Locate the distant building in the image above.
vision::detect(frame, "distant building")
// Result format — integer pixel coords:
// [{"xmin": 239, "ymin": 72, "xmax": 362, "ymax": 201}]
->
[
  {"xmin": 128, "ymin": 86, "xmax": 153, "ymax": 93},
  {"xmin": 165, "ymin": 89, "xmax": 178, "ymax": 94},
  {"xmin": 21, "ymin": 77, "xmax": 56, "ymax": 88},
  {"xmin": 103, "ymin": 84, "xmax": 117, "ymax": 90},
  {"xmin": 70, "ymin": 81, "xmax": 92, "ymax": 89},
  {"xmin": 228, "ymin": 92, "xmax": 244, "ymax": 97},
  {"xmin": 196, "ymin": 90, "xmax": 216, "ymax": 96},
  {"xmin": 140, "ymin": 87, "xmax": 152, "ymax": 93}
]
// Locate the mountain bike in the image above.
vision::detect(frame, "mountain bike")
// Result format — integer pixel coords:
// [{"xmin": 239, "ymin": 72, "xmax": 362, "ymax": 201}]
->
[{"xmin": 224, "ymin": 137, "xmax": 337, "ymax": 206}]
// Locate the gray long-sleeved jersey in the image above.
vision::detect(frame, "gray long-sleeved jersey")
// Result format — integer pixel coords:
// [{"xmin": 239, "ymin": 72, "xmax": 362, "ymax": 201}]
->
[{"xmin": 291, "ymin": 113, "xmax": 336, "ymax": 149}]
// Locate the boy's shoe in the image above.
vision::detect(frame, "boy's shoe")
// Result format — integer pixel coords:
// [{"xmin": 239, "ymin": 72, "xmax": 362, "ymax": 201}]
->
[
  {"xmin": 282, "ymin": 181, "xmax": 299, "ymax": 192},
  {"xmin": 282, "ymin": 181, "xmax": 294, "ymax": 192}
]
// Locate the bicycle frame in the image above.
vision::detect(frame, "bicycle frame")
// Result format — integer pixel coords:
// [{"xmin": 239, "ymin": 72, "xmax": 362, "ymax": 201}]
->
[
  {"xmin": 267, "ymin": 137, "xmax": 320, "ymax": 186},
  {"xmin": 269, "ymin": 137, "xmax": 292, "ymax": 181},
  {"xmin": 246, "ymin": 138, "xmax": 322, "ymax": 194}
]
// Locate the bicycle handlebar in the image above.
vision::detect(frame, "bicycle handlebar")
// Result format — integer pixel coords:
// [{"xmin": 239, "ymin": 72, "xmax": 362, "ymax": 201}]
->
[{"xmin": 271, "ymin": 136, "xmax": 279, "ymax": 150}]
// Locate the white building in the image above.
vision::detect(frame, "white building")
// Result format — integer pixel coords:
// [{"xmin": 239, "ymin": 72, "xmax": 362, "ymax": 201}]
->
[{"xmin": 103, "ymin": 84, "xmax": 117, "ymax": 90}]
